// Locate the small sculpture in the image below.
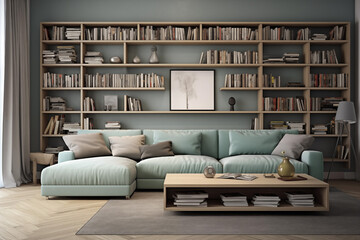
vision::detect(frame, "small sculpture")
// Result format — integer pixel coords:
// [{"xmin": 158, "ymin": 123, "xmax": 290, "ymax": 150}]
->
[
  {"xmin": 133, "ymin": 55, "xmax": 141, "ymax": 64},
  {"xmin": 203, "ymin": 166, "xmax": 216, "ymax": 178},
  {"xmin": 110, "ymin": 56, "xmax": 122, "ymax": 63},
  {"xmin": 228, "ymin": 97, "xmax": 236, "ymax": 111},
  {"xmin": 149, "ymin": 45, "xmax": 159, "ymax": 63}
]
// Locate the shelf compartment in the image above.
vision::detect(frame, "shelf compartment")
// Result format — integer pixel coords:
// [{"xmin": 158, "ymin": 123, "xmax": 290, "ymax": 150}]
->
[
  {"xmin": 41, "ymin": 111, "xmax": 81, "ymax": 114},
  {"xmin": 262, "ymin": 64, "xmax": 307, "ymax": 67},
  {"xmin": 262, "ymin": 111, "xmax": 307, "ymax": 114},
  {"xmin": 309, "ymin": 87, "xmax": 348, "ymax": 91},
  {"xmin": 262, "ymin": 87, "xmax": 306, "ymax": 91},
  {"xmin": 42, "ymin": 40, "xmax": 81, "ymax": 45},
  {"xmin": 309, "ymin": 64, "xmax": 348, "ymax": 67},
  {"xmin": 310, "ymin": 111, "xmax": 337, "ymax": 114},
  {"xmin": 42, "ymin": 64, "xmax": 82, "ymax": 67}
]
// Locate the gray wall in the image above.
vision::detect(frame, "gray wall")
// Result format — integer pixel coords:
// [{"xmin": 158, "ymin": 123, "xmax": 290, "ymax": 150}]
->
[{"xmin": 30, "ymin": 0, "xmax": 356, "ymax": 171}]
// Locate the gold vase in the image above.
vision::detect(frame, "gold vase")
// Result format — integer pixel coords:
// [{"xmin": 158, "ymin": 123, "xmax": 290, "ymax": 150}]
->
[{"xmin": 277, "ymin": 151, "xmax": 295, "ymax": 178}]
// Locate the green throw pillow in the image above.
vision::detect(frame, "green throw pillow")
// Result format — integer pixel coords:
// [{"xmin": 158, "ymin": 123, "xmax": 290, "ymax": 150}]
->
[
  {"xmin": 153, "ymin": 131, "xmax": 201, "ymax": 155},
  {"xmin": 229, "ymin": 130, "xmax": 283, "ymax": 155}
]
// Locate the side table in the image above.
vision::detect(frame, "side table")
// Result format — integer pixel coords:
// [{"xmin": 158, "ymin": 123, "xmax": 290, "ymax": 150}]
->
[{"xmin": 30, "ymin": 152, "xmax": 55, "ymax": 184}]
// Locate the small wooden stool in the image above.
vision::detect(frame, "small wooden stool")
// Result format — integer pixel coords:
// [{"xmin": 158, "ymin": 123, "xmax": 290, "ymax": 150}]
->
[{"xmin": 30, "ymin": 152, "xmax": 55, "ymax": 184}]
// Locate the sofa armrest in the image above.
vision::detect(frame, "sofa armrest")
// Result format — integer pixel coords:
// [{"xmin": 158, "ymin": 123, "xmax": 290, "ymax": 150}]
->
[
  {"xmin": 301, "ymin": 150, "xmax": 323, "ymax": 180},
  {"xmin": 58, "ymin": 151, "xmax": 75, "ymax": 163}
]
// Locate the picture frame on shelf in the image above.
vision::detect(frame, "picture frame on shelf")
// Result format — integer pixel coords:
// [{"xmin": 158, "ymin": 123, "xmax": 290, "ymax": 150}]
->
[
  {"xmin": 170, "ymin": 69, "xmax": 215, "ymax": 111},
  {"xmin": 104, "ymin": 95, "xmax": 118, "ymax": 111}
]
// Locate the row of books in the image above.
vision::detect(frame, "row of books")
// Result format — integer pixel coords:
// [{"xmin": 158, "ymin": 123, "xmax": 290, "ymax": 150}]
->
[
  {"xmin": 223, "ymin": 73, "xmax": 257, "ymax": 88},
  {"xmin": 84, "ymin": 73, "xmax": 165, "ymax": 88},
  {"xmin": 84, "ymin": 51, "xmax": 104, "ymax": 64},
  {"xmin": 124, "ymin": 95, "xmax": 142, "ymax": 111},
  {"xmin": 310, "ymin": 49, "xmax": 339, "ymax": 64},
  {"xmin": 329, "ymin": 25, "xmax": 346, "ymax": 40},
  {"xmin": 83, "ymin": 97, "xmax": 96, "ymax": 111},
  {"xmin": 43, "ymin": 26, "xmax": 81, "ymax": 40},
  {"xmin": 140, "ymin": 26, "xmax": 199, "ymax": 40},
  {"xmin": 200, "ymin": 50, "xmax": 258, "ymax": 64},
  {"xmin": 263, "ymin": 53, "xmax": 300, "ymax": 63},
  {"xmin": 85, "ymin": 27, "xmax": 137, "ymax": 40},
  {"xmin": 310, "ymin": 97, "xmax": 343, "ymax": 111},
  {"xmin": 202, "ymin": 27, "xmax": 258, "ymax": 40},
  {"xmin": 336, "ymin": 145, "xmax": 349, "ymax": 160},
  {"xmin": 264, "ymin": 97, "xmax": 306, "ymax": 111},
  {"xmin": 263, "ymin": 74, "xmax": 281, "ymax": 87},
  {"xmin": 263, "ymin": 26, "xmax": 311, "ymax": 40},
  {"xmin": 43, "ymin": 97, "xmax": 67, "ymax": 111},
  {"xmin": 43, "ymin": 115, "xmax": 65, "ymax": 135},
  {"xmin": 83, "ymin": 117, "xmax": 94, "ymax": 130},
  {"xmin": 310, "ymin": 73, "xmax": 348, "ymax": 88},
  {"xmin": 311, "ymin": 124, "xmax": 328, "ymax": 135},
  {"xmin": 43, "ymin": 73, "xmax": 80, "ymax": 88}
]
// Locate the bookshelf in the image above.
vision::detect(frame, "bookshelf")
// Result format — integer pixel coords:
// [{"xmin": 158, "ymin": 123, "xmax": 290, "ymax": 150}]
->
[{"xmin": 40, "ymin": 22, "xmax": 351, "ymax": 167}]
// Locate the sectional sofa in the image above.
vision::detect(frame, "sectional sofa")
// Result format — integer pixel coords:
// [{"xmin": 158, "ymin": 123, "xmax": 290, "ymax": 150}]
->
[{"xmin": 41, "ymin": 129, "xmax": 323, "ymax": 198}]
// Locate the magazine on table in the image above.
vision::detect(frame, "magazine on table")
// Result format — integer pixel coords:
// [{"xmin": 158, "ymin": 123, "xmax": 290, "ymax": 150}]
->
[{"xmin": 217, "ymin": 173, "xmax": 257, "ymax": 181}]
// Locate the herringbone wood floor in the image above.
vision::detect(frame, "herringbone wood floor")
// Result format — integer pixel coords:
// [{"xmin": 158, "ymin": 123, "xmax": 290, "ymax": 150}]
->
[{"xmin": 0, "ymin": 180, "xmax": 359, "ymax": 240}]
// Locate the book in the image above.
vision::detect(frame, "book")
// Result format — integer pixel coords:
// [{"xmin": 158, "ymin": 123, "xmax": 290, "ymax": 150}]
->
[
  {"xmin": 173, "ymin": 191, "xmax": 208, "ymax": 199},
  {"xmin": 217, "ymin": 173, "xmax": 257, "ymax": 181},
  {"xmin": 43, "ymin": 116, "xmax": 54, "ymax": 134}
]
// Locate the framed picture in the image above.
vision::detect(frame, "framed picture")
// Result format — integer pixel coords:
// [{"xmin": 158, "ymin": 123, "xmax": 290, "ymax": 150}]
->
[
  {"xmin": 170, "ymin": 70, "xmax": 215, "ymax": 110},
  {"xmin": 104, "ymin": 95, "xmax": 118, "ymax": 111}
]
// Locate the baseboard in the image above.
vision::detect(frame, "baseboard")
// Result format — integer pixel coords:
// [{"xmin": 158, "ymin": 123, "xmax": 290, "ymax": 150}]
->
[{"xmin": 324, "ymin": 171, "xmax": 356, "ymax": 180}]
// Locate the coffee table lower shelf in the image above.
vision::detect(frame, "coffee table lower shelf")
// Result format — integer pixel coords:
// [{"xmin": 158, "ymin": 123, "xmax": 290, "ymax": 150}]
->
[{"xmin": 164, "ymin": 173, "xmax": 329, "ymax": 212}]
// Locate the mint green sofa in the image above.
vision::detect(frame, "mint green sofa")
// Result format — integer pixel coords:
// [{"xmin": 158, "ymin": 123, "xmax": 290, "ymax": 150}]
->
[{"xmin": 41, "ymin": 129, "xmax": 323, "ymax": 197}]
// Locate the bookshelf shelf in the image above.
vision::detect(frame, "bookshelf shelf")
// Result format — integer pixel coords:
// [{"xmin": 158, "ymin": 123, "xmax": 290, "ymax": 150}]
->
[
  {"xmin": 83, "ymin": 110, "xmax": 260, "ymax": 114},
  {"xmin": 39, "ymin": 21, "xmax": 351, "ymax": 168}
]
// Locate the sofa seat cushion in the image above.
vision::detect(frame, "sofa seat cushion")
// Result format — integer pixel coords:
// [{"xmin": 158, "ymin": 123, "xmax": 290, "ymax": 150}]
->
[
  {"xmin": 41, "ymin": 156, "xmax": 137, "ymax": 185},
  {"xmin": 136, "ymin": 155, "xmax": 222, "ymax": 179},
  {"xmin": 220, "ymin": 155, "xmax": 308, "ymax": 174}
]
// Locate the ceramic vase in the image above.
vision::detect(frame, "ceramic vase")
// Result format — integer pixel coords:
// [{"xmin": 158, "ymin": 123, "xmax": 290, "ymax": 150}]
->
[
  {"xmin": 149, "ymin": 46, "xmax": 159, "ymax": 63},
  {"xmin": 277, "ymin": 151, "xmax": 295, "ymax": 177}
]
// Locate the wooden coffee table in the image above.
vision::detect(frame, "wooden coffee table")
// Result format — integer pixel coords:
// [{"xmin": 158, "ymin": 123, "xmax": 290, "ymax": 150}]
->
[{"xmin": 164, "ymin": 173, "xmax": 329, "ymax": 211}]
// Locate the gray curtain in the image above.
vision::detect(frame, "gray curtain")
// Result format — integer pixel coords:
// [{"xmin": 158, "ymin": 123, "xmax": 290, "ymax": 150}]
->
[{"xmin": 2, "ymin": 0, "xmax": 31, "ymax": 187}]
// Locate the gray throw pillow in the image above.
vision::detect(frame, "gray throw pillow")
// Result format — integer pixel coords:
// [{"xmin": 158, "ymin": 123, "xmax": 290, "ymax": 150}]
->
[
  {"xmin": 109, "ymin": 135, "xmax": 145, "ymax": 160},
  {"xmin": 63, "ymin": 133, "xmax": 111, "ymax": 159},
  {"xmin": 272, "ymin": 134, "xmax": 315, "ymax": 159},
  {"xmin": 140, "ymin": 141, "xmax": 175, "ymax": 159}
]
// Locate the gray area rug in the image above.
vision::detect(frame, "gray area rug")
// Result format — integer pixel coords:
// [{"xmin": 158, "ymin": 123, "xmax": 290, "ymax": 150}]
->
[{"xmin": 77, "ymin": 190, "xmax": 360, "ymax": 235}]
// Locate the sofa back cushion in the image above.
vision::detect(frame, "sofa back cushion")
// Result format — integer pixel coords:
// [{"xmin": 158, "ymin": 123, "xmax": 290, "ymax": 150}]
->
[
  {"xmin": 63, "ymin": 133, "xmax": 111, "ymax": 159},
  {"xmin": 143, "ymin": 130, "xmax": 218, "ymax": 158},
  {"xmin": 76, "ymin": 129, "xmax": 142, "ymax": 149},
  {"xmin": 218, "ymin": 130, "xmax": 298, "ymax": 158}
]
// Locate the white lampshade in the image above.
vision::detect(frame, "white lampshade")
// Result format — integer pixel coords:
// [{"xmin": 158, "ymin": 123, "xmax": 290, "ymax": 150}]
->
[{"xmin": 335, "ymin": 101, "xmax": 357, "ymax": 124}]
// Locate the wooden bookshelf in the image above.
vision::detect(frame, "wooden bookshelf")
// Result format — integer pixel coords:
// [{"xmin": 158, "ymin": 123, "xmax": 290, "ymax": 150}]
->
[{"xmin": 40, "ymin": 22, "xmax": 351, "ymax": 167}]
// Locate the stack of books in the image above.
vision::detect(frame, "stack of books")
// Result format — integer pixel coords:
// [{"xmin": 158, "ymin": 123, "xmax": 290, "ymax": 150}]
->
[
  {"xmin": 286, "ymin": 122, "xmax": 305, "ymax": 133},
  {"xmin": 57, "ymin": 46, "xmax": 77, "ymax": 64},
  {"xmin": 62, "ymin": 122, "xmax": 81, "ymax": 134},
  {"xmin": 252, "ymin": 194, "xmax": 281, "ymax": 207},
  {"xmin": 220, "ymin": 193, "xmax": 248, "ymax": 207},
  {"xmin": 311, "ymin": 33, "xmax": 327, "ymax": 40},
  {"xmin": 312, "ymin": 124, "xmax": 328, "ymax": 135},
  {"xmin": 43, "ymin": 49, "xmax": 58, "ymax": 64},
  {"xmin": 43, "ymin": 96, "xmax": 67, "ymax": 111},
  {"xmin": 286, "ymin": 192, "xmax": 314, "ymax": 207},
  {"xmin": 84, "ymin": 52, "xmax": 104, "ymax": 64},
  {"xmin": 173, "ymin": 191, "xmax": 208, "ymax": 207},
  {"xmin": 65, "ymin": 27, "xmax": 81, "ymax": 40},
  {"xmin": 283, "ymin": 53, "xmax": 300, "ymax": 63},
  {"xmin": 105, "ymin": 121, "xmax": 121, "ymax": 129},
  {"xmin": 45, "ymin": 146, "xmax": 64, "ymax": 154},
  {"xmin": 287, "ymin": 81, "xmax": 305, "ymax": 87},
  {"xmin": 270, "ymin": 121, "xmax": 288, "ymax": 130},
  {"xmin": 321, "ymin": 97, "xmax": 343, "ymax": 111}
]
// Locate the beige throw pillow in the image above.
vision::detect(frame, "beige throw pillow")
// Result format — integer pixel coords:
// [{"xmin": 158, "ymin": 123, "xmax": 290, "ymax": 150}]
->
[
  {"xmin": 63, "ymin": 133, "xmax": 111, "ymax": 159},
  {"xmin": 109, "ymin": 135, "xmax": 145, "ymax": 160}
]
